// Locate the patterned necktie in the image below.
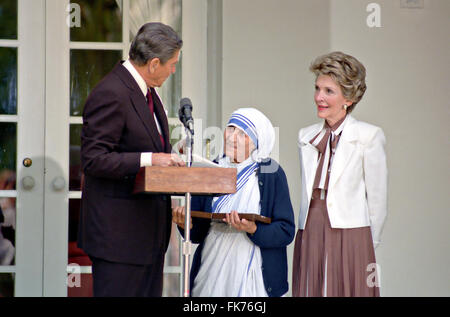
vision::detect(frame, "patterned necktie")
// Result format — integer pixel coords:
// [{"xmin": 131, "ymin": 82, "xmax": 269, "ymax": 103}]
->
[{"xmin": 146, "ymin": 89, "xmax": 165, "ymax": 149}]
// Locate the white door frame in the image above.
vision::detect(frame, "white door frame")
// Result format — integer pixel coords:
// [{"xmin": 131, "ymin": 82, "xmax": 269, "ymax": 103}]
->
[
  {"xmin": 43, "ymin": 0, "xmax": 70, "ymax": 296},
  {"xmin": 13, "ymin": 0, "xmax": 46, "ymax": 296}
]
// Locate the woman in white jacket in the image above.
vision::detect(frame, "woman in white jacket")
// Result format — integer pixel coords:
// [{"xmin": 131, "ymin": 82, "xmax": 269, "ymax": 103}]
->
[{"xmin": 292, "ymin": 52, "xmax": 387, "ymax": 297}]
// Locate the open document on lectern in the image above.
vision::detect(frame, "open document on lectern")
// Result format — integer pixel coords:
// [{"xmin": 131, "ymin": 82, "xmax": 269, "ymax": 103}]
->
[{"xmin": 181, "ymin": 154, "xmax": 221, "ymax": 168}]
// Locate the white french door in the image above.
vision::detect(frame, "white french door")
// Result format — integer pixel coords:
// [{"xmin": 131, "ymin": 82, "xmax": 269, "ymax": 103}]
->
[{"xmin": 0, "ymin": 0, "xmax": 208, "ymax": 297}]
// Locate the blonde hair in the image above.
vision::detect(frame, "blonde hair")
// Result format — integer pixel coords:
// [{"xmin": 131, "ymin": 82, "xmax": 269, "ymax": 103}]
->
[{"xmin": 310, "ymin": 51, "xmax": 367, "ymax": 113}]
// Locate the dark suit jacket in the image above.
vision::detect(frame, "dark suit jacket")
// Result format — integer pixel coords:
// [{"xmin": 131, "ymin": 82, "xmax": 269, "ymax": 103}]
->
[{"xmin": 78, "ymin": 62, "xmax": 172, "ymax": 265}]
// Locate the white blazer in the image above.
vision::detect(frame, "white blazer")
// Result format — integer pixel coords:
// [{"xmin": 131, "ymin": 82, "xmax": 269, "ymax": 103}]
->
[{"xmin": 298, "ymin": 115, "xmax": 387, "ymax": 247}]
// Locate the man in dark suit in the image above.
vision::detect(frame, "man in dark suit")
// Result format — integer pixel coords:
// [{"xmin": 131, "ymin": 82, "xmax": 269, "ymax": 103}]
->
[{"xmin": 78, "ymin": 22, "xmax": 184, "ymax": 297}]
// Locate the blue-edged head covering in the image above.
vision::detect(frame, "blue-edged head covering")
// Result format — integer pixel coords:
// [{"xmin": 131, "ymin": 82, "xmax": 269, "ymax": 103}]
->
[{"xmin": 226, "ymin": 108, "xmax": 275, "ymax": 163}]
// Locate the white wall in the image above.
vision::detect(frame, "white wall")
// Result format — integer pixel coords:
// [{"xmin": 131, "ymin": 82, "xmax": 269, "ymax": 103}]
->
[
  {"xmin": 221, "ymin": 0, "xmax": 450, "ymax": 296},
  {"xmin": 330, "ymin": 0, "xmax": 450, "ymax": 296}
]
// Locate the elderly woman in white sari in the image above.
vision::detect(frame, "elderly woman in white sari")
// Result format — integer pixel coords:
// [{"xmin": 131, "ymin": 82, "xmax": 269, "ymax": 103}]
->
[{"xmin": 172, "ymin": 108, "xmax": 295, "ymax": 297}]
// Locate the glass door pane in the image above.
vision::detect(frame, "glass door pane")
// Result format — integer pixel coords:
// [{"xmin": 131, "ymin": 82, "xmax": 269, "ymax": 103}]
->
[
  {"xmin": 128, "ymin": 0, "xmax": 183, "ymax": 117},
  {"xmin": 0, "ymin": 198, "xmax": 16, "ymax": 267},
  {"xmin": 0, "ymin": 123, "xmax": 17, "ymax": 271},
  {"xmin": 0, "ymin": 123, "xmax": 17, "ymax": 179},
  {"xmin": 70, "ymin": 0, "xmax": 123, "ymax": 42},
  {"xmin": 0, "ymin": 47, "xmax": 17, "ymax": 114},
  {"xmin": 0, "ymin": 0, "xmax": 18, "ymax": 39},
  {"xmin": 70, "ymin": 49, "xmax": 122, "ymax": 116},
  {"xmin": 0, "ymin": 273, "xmax": 14, "ymax": 297}
]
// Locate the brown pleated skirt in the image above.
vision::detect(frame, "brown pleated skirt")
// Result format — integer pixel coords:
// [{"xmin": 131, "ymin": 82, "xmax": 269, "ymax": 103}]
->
[{"xmin": 292, "ymin": 199, "xmax": 380, "ymax": 297}]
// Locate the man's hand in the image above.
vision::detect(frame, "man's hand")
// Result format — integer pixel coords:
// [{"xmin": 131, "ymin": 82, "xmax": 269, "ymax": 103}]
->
[{"xmin": 152, "ymin": 153, "xmax": 185, "ymax": 167}]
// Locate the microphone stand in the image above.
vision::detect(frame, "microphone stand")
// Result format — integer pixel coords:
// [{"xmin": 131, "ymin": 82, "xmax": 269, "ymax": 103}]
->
[{"xmin": 183, "ymin": 127, "xmax": 193, "ymax": 297}]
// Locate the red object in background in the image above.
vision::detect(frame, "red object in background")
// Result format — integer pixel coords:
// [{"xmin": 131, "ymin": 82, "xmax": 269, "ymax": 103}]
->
[{"xmin": 68, "ymin": 241, "xmax": 93, "ymax": 297}]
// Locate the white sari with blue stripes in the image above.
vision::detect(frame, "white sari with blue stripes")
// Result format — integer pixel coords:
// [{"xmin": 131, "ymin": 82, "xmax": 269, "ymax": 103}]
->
[{"xmin": 192, "ymin": 156, "xmax": 268, "ymax": 297}]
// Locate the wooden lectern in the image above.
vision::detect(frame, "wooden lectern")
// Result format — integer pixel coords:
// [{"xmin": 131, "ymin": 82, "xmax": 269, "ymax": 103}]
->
[
  {"xmin": 133, "ymin": 165, "xmax": 237, "ymax": 297},
  {"xmin": 133, "ymin": 166, "xmax": 237, "ymax": 195}
]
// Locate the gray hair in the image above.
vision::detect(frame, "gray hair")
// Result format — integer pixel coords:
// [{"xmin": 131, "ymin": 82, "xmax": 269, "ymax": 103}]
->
[{"xmin": 129, "ymin": 22, "xmax": 183, "ymax": 66}]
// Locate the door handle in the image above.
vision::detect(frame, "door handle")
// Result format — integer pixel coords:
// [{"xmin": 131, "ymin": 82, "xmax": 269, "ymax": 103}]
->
[
  {"xmin": 52, "ymin": 176, "xmax": 66, "ymax": 191},
  {"xmin": 23, "ymin": 157, "xmax": 33, "ymax": 167},
  {"xmin": 21, "ymin": 176, "xmax": 35, "ymax": 190}
]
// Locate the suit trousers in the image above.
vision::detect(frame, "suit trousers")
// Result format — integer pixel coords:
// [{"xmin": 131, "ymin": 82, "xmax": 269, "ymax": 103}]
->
[{"xmin": 90, "ymin": 256, "xmax": 164, "ymax": 297}]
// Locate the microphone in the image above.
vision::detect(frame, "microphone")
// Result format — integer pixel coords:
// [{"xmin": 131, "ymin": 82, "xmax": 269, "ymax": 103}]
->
[{"xmin": 179, "ymin": 98, "xmax": 194, "ymax": 135}]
